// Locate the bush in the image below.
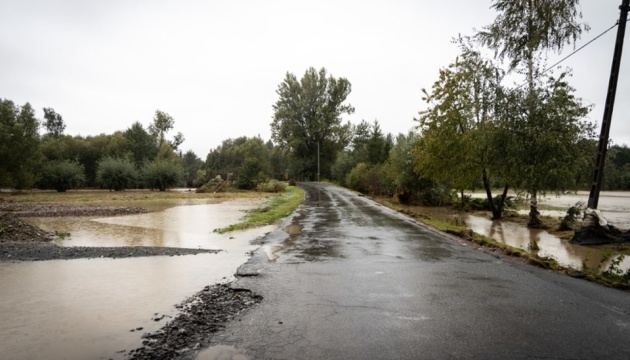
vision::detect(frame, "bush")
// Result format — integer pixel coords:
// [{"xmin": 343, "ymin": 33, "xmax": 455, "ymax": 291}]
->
[
  {"xmin": 236, "ymin": 157, "xmax": 267, "ymax": 190},
  {"xmin": 256, "ymin": 179, "xmax": 286, "ymax": 193},
  {"xmin": 96, "ymin": 157, "xmax": 138, "ymax": 191},
  {"xmin": 143, "ymin": 160, "xmax": 183, "ymax": 191},
  {"xmin": 39, "ymin": 160, "xmax": 85, "ymax": 192},
  {"xmin": 346, "ymin": 163, "xmax": 370, "ymax": 193}
]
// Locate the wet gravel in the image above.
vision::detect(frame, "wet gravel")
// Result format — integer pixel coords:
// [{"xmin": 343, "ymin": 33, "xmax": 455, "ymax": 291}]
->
[
  {"xmin": 0, "ymin": 240, "xmax": 219, "ymax": 261},
  {"xmin": 0, "ymin": 202, "xmax": 149, "ymax": 218},
  {"xmin": 126, "ymin": 283, "xmax": 262, "ymax": 360}
]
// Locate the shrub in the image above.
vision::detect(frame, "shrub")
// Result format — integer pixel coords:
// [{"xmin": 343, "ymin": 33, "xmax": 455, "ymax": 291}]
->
[
  {"xmin": 256, "ymin": 179, "xmax": 287, "ymax": 193},
  {"xmin": 39, "ymin": 160, "xmax": 85, "ymax": 192},
  {"xmin": 143, "ymin": 160, "xmax": 183, "ymax": 191},
  {"xmin": 559, "ymin": 201, "xmax": 585, "ymax": 231},
  {"xmin": 346, "ymin": 163, "xmax": 370, "ymax": 193},
  {"xmin": 236, "ymin": 157, "xmax": 267, "ymax": 190},
  {"xmin": 96, "ymin": 157, "xmax": 138, "ymax": 191}
]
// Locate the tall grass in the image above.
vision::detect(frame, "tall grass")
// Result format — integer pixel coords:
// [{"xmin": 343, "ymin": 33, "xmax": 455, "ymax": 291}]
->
[{"xmin": 213, "ymin": 186, "xmax": 304, "ymax": 234}]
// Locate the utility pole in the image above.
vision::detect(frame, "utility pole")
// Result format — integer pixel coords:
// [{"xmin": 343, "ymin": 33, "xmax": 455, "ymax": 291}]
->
[
  {"xmin": 587, "ymin": 0, "xmax": 629, "ymax": 209},
  {"xmin": 317, "ymin": 141, "xmax": 320, "ymax": 182}
]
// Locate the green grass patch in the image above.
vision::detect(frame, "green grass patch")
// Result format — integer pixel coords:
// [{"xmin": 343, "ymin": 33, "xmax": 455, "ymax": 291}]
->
[{"xmin": 213, "ymin": 185, "xmax": 304, "ymax": 234}]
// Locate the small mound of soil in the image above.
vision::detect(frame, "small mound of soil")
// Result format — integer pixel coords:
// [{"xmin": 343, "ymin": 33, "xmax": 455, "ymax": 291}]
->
[{"xmin": 0, "ymin": 213, "xmax": 55, "ymax": 243}]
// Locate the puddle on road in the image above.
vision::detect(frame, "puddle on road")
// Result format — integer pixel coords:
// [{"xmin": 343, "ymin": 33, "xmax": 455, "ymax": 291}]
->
[
  {"xmin": 466, "ymin": 215, "xmax": 630, "ymax": 272},
  {"xmin": 0, "ymin": 199, "xmax": 276, "ymax": 360},
  {"xmin": 284, "ymin": 224, "xmax": 303, "ymax": 235}
]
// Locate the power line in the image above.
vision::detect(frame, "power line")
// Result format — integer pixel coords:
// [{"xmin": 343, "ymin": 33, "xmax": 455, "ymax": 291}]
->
[{"xmin": 540, "ymin": 22, "xmax": 620, "ymax": 76}]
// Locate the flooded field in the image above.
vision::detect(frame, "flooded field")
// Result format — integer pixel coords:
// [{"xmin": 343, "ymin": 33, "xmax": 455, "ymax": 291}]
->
[
  {"xmin": 467, "ymin": 191, "xmax": 630, "ymax": 273},
  {"xmin": 0, "ymin": 198, "xmax": 276, "ymax": 360}
]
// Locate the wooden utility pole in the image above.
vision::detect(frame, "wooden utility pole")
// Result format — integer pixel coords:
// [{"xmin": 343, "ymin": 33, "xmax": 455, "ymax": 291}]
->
[{"xmin": 587, "ymin": 0, "xmax": 629, "ymax": 209}]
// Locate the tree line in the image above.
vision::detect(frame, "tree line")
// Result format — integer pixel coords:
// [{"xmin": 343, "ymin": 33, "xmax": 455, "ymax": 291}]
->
[{"xmin": 0, "ymin": 103, "xmax": 193, "ymax": 191}]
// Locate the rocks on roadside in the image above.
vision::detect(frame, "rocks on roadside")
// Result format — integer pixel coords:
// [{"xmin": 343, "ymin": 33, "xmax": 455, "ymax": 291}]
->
[{"xmin": 126, "ymin": 283, "xmax": 262, "ymax": 360}]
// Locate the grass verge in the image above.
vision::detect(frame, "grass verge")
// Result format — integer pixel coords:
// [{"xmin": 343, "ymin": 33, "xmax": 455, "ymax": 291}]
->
[{"xmin": 213, "ymin": 185, "xmax": 304, "ymax": 234}]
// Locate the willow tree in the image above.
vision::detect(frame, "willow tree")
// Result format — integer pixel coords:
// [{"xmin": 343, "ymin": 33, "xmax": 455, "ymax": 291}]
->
[
  {"xmin": 416, "ymin": 45, "xmax": 509, "ymax": 219},
  {"xmin": 477, "ymin": 0, "xmax": 589, "ymax": 227},
  {"xmin": 271, "ymin": 67, "xmax": 354, "ymax": 180}
]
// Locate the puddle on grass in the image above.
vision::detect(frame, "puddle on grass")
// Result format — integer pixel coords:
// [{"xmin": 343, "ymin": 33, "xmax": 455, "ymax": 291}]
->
[
  {"xmin": 0, "ymin": 198, "xmax": 276, "ymax": 360},
  {"xmin": 466, "ymin": 215, "xmax": 630, "ymax": 272}
]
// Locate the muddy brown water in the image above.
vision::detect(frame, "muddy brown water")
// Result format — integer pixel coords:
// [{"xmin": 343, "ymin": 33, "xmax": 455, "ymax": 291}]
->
[
  {"xmin": 467, "ymin": 191, "xmax": 630, "ymax": 272},
  {"xmin": 0, "ymin": 198, "xmax": 276, "ymax": 360}
]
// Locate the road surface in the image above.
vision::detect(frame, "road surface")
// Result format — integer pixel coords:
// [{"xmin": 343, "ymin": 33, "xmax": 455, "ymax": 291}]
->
[{"xmin": 198, "ymin": 183, "xmax": 630, "ymax": 360}]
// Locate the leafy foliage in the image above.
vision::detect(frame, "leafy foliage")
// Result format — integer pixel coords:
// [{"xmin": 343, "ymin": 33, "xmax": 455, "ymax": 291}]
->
[
  {"xmin": 477, "ymin": 0, "xmax": 589, "ymax": 76},
  {"xmin": 271, "ymin": 67, "xmax": 354, "ymax": 180},
  {"xmin": 39, "ymin": 160, "xmax": 85, "ymax": 192},
  {"xmin": 96, "ymin": 157, "xmax": 138, "ymax": 191},
  {"xmin": 256, "ymin": 179, "xmax": 287, "ymax": 193},
  {"xmin": 181, "ymin": 150, "xmax": 204, "ymax": 188},
  {"xmin": 0, "ymin": 99, "xmax": 42, "ymax": 188},
  {"xmin": 142, "ymin": 160, "xmax": 183, "ymax": 191},
  {"xmin": 124, "ymin": 121, "xmax": 158, "ymax": 167},
  {"xmin": 206, "ymin": 136, "xmax": 272, "ymax": 188},
  {"xmin": 42, "ymin": 107, "xmax": 65, "ymax": 137},
  {"xmin": 496, "ymin": 75, "xmax": 594, "ymax": 201},
  {"xmin": 416, "ymin": 43, "xmax": 509, "ymax": 217},
  {"xmin": 477, "ymin": 0, "xmax": 590, "ymax": 227}
]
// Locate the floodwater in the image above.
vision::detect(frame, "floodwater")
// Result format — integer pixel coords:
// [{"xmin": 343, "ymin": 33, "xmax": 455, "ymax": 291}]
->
[
  {"xmin": 466, "ymin": 191, "xmax": 630, "ymax": 273},
  {"xmin": 466, "ymin": 215, "xmax": 630, "ymax": 272},
  {"xmin": 537, "ymin": 190, "xmax": 630, "ymax": 229},
  {"xmin": 0, "ymin": 198, "xmax": 276, "ymax": 360}
]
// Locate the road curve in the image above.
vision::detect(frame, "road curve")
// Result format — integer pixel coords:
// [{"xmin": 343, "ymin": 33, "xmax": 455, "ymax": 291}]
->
[{"xmin": 200, "ymin": 182, "xmax": 630, "ymax": 360}]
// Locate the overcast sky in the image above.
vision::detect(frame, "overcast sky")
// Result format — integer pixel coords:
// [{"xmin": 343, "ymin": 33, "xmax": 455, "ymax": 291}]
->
[{"xmin": 1, "ymin": 0, "xmax": 628, "ymax": 158}]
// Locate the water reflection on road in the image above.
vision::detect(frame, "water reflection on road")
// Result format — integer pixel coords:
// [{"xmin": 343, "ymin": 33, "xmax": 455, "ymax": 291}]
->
[{"xmin": 0, "ymin": 198, "xmax": 276, "ymax": 360}]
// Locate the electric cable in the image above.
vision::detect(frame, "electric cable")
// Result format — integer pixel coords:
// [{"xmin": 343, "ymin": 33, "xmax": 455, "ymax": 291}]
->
[{"xmin": 540, "ymin": 22, "xmax": 620, "ymax": 76}]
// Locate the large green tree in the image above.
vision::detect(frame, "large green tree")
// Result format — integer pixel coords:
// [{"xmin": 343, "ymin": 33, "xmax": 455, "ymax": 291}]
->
[
  {"xmin": 0, "ymin": 99, "xmax": 42, "ymax": 188},
  {"xmin": 271, "ymin": 67, "xmax": 354, "ymax": 180},
  {"xmin": 477, "ymin": 0, "xmax": 589, "ymax": 227},
  {"xmin": 416, "ymin": 45, "xmax": 509, "ymax": 218},
  {"xmin": 181, "ymin": 150, "xmax": 204, "ymax": 188},
  {"xmin": 42, "ymin": 107, "xmax": 65, "ymax": 137},
  {"xmin": 124, "ymin": 121, "xmax": 158, "ymax": 167},
  {"xmin": 39, "ymin": 160, "xmax": 85, "ymax": 192},
  {"xmin": 495, "ymin": 75, "xmax": 594, "ymax": 216},
  {"xmin": 148, "ymin": 110, "xmax": 184, "ymax": 152}
]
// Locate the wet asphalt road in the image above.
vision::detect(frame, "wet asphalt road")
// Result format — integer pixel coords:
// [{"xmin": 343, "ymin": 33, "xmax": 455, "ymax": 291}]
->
[{"xmin": 203, "ymin": 183, "xmax": 630, "ymax": 360}]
